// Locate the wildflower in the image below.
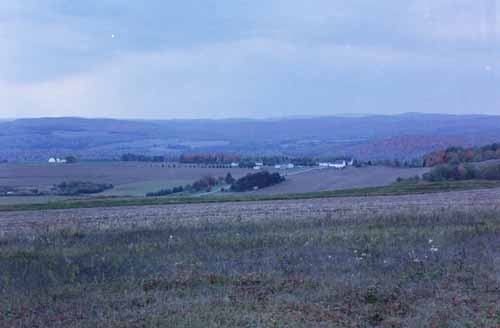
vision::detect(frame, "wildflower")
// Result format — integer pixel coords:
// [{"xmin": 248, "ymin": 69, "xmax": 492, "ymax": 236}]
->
[
  {"xmin": 428, "ymin": 239, "xmax": 433, "ymax": 244},
  {"xmin": 430, "ymin": 247, "xmax": 438, "ymax": 252}
]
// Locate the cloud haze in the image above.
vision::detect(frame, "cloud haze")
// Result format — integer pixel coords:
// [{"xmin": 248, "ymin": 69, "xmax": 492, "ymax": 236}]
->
[{"xmin": 1, "ymin": 0, "xmax": 499, "ymax": 118}]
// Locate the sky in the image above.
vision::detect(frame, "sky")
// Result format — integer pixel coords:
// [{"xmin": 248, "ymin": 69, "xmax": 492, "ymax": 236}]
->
[{"xmin": 0, "ymin": 0, "xmax": 499, "ymax": 119}]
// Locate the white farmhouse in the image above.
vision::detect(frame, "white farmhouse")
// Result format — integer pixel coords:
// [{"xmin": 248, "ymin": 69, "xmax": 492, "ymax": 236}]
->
[
  {"xmin": 329, "ymin": 160, "xmax": 347, "ymax": 169},
  {"xmin": 49, "ymin": 157, "xmax": 67, "ymax": 164},
  {"xmin": 230, "ymin": 162, "xmax": 239, "ymax": 168}
]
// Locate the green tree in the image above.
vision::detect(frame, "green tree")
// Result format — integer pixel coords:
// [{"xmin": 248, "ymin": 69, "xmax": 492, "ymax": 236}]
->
[
  {"xmin": 65, "ymin": 156, "xmax": 78, "ymax": 164},
  {"xmin": 225, "ymin": 173, "xmax": 235, "ymax": 184}
]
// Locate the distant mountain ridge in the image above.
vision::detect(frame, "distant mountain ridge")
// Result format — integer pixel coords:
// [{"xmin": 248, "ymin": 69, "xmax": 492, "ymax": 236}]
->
[{"xmin": 1, "ymin": 114, "xmax": 500, "ymax": 162}]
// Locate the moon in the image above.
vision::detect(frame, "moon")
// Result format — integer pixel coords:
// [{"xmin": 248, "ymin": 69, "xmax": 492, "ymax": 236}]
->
[{"xmin": 111, "ymin": 34, "xmax": 115, "ymax": 39}]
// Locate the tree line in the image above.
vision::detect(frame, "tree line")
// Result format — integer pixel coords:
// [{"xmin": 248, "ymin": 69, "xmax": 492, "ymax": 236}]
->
[
  {"xmin": 422, "ymin": 163, "xmax": 500, "ymax": 182},
  {"xmin": 120, "ymin": 154, "xmax": 168, "ymax": 162},
  {"xmin": 179, "ymin": 153, "xmax": 241, "ymax": 164},
  {"xmin": 423, "ymin": 143, "xmax": 500, "ymax": 167},
  {"xmin": 146, "ymin": 171, "xmax": 285, "ymax": 196},
  {"xmin": 230, "ymin": 171, "xmax": 285, "ymax": 192},
  {"xmin": 146, "ymin": 173, "xmax": 236, "ymax": 197}
]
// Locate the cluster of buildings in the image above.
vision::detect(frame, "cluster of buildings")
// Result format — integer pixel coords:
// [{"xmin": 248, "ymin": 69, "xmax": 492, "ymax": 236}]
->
[
  {"xmin": 252, "ymin": 159, "xmax": 355, "ymax": 170},
  {"xmin": 48, "ymin": 157, "xmax": 67, "ymax": 164},
  {"xmin": 273, "ymin": 163, "xmax": 295, "ymax": 170},
  {"xmin": 253, "ymin": 162, "xmax": 264, "ymax": 170},
  {"xmin": 318, "ymin": 159, "xmax": 354, "ymax": 169}
]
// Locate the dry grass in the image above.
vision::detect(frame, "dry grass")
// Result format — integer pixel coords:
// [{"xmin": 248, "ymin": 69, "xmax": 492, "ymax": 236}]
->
[{"xmin": 0, "ymin": 190, "xmax": 499, "ymax": 327}]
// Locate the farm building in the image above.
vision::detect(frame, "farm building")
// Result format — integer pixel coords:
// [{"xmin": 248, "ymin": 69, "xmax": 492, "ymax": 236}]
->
[
  {"xmin": 330, "ymin": 160, "xmax": 347, "ymax": 169},
  {"xmin": 274, "ymin": 163, "xmax": 294, "ymax": 169},
  {"xmin": 318, "ymin": 159, "xmax": 354, "ymax": 169},
  {"xmin": 48, "ymin": 158, "xmax": 67, "ymax": 164}
]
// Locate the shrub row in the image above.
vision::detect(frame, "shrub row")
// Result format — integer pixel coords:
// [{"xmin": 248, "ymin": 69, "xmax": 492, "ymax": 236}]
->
[
  {"xmin": 230, "ymin": 171, "xmax": 285, "ymax": 192},
  {"xmin": 55, "ymin": 181, "xmax": 114, "ymax": 195},
  {"xmin": 423, "ymin": 163, "xmax": 500, "ymax": 182}
]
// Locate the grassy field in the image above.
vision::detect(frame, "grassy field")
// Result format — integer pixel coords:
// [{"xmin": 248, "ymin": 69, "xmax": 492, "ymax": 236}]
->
[
  {"xmin": 0, "ymin": 162, "xmax": 254, "ymax": 198},
  {"xmin": 97, "ymin": 179, "xmax": 193, "ymax": 197},
  {"xmin": 1, "ymin": 179, "xmax": 500, "ymax": 212},
  {"xmin": 252, "ymin": 166, "xmax": 429, "ymax": 195},
  {"xmin": 0, "ymin": 192, "xmax": 498, "ymax": 327},
  {"xmin": 0, "ymin": 195, "xmax": 82, "ymax": 206},
  {"xmin": 0, "ymin": 163, "xmax": 428, "ymax": 202}
]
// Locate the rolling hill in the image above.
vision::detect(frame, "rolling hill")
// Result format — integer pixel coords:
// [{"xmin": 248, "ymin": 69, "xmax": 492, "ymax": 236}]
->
[{"xmin": 2, "ymin": 113, "xmax": 500, "ymax": 162}]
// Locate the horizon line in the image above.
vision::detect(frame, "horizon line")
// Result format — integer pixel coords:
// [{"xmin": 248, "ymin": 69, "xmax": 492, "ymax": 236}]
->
[{"xmin": 1, "ymin": 112, "xmax": 499, "ymax": 122}]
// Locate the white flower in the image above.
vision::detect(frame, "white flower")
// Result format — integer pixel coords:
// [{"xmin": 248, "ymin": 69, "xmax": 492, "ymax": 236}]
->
[
  {"xmin": 430, "ymin": 247, "xmax": 439, "ymax": 252},
  {"xmin": 428, "ymin": 239, "xmax": 433, "ymax": 244}
]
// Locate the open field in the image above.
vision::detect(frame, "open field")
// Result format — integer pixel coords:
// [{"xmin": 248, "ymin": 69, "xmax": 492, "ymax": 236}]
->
[
  {"xmin": 1, "ymin": 186, "xmax": 500, "ymax": 235},
  {"xmin": 0, "ymin": 195, "xmax": 80, "ymax": 206},
  {"xmin": 249, "ymin": 166, "xmax": 428, "ymax": 195},
  {"xmin": 0, "ymin": 189, "xmax": 499, "ymax": 327},
  {"xmin": 0, "ymin": 162, "xmax": 427, "ymax": 204},
  {"xmin": 2, "ymin": 179, "xmax": 500, "ymax": 213},
  {"xmin": 0, "ymin": 162, "xmax": 255, "ymax": 198},
  {"xmin": 0, "ymin": 164, "xmax": 425, "ymax": 193},
  {"xmin": 0, "ymin": 162, "xmax": 254, "ymax": 188}
]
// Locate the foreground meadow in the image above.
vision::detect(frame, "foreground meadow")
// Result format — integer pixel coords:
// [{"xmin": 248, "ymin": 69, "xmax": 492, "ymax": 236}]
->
[{"xmin": 0, "ymin": 191, "xmax": 499, "ymax": 327}]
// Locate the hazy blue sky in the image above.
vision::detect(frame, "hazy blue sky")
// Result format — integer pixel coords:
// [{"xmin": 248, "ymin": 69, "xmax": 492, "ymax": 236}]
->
[{"xmin": 1, "ymin": 1, "xmax": 499, "ymax": 119}]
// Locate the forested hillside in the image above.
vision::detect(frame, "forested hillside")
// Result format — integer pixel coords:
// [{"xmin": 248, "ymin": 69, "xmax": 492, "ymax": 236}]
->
[
  {"xmin": 423, "ymin": 143, "xmax": 500, "ymax": 167},
  {"xmin": 3, "ymin": 114, "xmax": 500, "ymax": 162}
]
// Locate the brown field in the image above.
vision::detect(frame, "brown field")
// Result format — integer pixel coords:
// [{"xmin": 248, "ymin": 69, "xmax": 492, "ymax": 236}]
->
[
  {"xmin": 0, "ymin": 188, "xmax": 499, "ymax": 327},
  {"xmin": 0, "ymin": 162, "xmax": 427, "ymax": 201},
  {"xmin": 248, "ymin": 166, "xmax": 428, "ymax": 195},
  {"xmin": 0, "ymin": 162, "xmax": 255, "ymax": 197},
  {"xmin": 0, "ymin": 162, "xmax": 254, "ymax": 187},
  {"xmin": 0, "ymin": 186, "xmax": 497, "ymax": 236}
]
